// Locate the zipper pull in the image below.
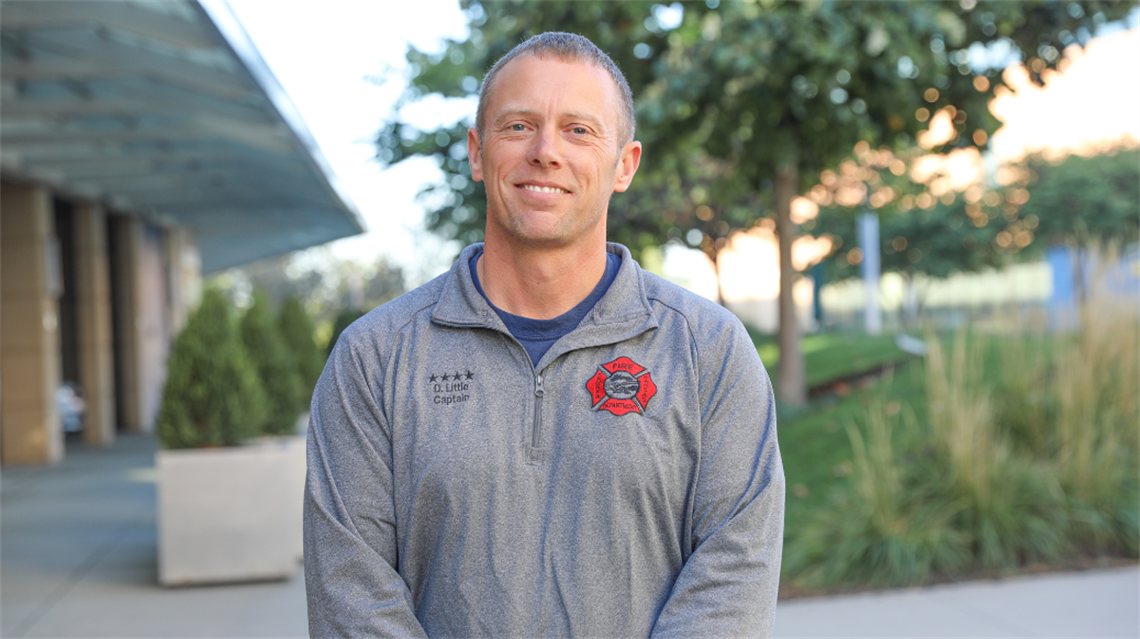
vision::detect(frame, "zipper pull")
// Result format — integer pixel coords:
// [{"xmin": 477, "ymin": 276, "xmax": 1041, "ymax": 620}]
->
[{"xmin": 534, "ymin": 374, "xmax": 545, "ymax": 397}]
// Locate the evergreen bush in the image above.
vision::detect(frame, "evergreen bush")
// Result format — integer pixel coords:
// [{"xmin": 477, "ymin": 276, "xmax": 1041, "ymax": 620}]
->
[
  {"xmin": 240, "ymin": 289, "xmax": 304, "ymax": 436},
  {"xmin": 277, "ymin": 295, "xmax": 324, "ymax": 406},
  {"xmin": 157, "ymin": 288, "xmax": 267, "ymax": 449},
  {"xmin": 326, "ymin": 307, "xmax": 365, "ymax": 358}
]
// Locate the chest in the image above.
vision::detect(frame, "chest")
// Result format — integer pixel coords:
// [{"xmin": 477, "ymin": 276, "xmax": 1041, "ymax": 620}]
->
[{"xmin": 385, "ymin": 328, "xmax": 701, "ymax": 518}]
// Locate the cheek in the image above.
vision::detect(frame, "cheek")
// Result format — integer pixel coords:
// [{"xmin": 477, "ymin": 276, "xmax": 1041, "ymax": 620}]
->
[{"xmin": 579, "ymin": 146, "xmax": 610, "ymax": 170}]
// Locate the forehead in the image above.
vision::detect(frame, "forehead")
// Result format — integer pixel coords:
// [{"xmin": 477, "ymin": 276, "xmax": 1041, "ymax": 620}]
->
[{"xmin": 486, "ymin": 55, "xmax": 621, "ymax": 126}]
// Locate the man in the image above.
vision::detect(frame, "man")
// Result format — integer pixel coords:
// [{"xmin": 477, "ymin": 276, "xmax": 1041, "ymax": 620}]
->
[{"xmin": 305, "ymin": 32, "xmax": 784, "ymax": 638}]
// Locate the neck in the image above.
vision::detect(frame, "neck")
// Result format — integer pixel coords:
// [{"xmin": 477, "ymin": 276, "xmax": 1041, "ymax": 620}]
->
[{"xmin": 478, "ymin": 237, "xmax": 608, "ymax": 320}]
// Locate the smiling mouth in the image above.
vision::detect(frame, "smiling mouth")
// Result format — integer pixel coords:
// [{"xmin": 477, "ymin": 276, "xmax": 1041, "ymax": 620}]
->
[{"xmin": 520, "ymin": 184, "xmax": 569, "ymax": 194}]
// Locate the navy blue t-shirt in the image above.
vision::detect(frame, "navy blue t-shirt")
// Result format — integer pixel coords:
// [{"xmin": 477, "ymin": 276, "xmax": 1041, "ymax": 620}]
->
[{"xmin": 470, "ymin": 250, "xmax": 620, "ymax": 367}]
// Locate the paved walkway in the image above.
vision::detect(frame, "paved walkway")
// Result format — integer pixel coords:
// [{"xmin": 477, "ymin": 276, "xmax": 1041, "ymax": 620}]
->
[
  {"xmin": 1, "ymin": 434, "xmax": 1136, "ymax": 638},
  {"xmin": 774, "ymin": 567, "xmax": 1138, "ymax": 638}
]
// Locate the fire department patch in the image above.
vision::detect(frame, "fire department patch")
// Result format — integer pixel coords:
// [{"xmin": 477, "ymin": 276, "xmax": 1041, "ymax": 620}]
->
[{"xmin": 586, "ymin": 356, "xmax": 657, "ymax": 416}]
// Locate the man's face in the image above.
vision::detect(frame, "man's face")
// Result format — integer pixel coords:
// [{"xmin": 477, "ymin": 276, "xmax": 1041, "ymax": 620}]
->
[{"xmin": 469, "ymin": 55, "xmax": 641, "ymax": 250}]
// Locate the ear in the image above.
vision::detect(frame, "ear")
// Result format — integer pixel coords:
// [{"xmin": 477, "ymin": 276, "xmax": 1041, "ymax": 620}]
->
[
  {"xmin": 468, "ymin": 127, "xmax": 484, "ymax": 182},
  {"xmin": 612, "ymin": 141, "xmax": 642, "ymax": 193}
]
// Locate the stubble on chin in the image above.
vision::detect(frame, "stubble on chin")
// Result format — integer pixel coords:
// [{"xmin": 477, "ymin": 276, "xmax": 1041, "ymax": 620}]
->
[{"xmin": 496, "ymin": 198, "xmax": 610, "ymax": 250}]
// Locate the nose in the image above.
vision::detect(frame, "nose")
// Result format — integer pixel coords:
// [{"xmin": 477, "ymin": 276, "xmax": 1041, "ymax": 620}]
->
[{"xmin": 527, "ymin": 127, "xmax": 561, "ymax": 168}]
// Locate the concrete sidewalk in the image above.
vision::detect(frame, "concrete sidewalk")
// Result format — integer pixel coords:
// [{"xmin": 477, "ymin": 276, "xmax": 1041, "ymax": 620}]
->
[
  {"xmin": 1, "ymin": 434, "xmax": 1136, "ymax": 638},
  {"xmin": 774, "ymin": 566, "xmax": 1138, "ymax": 638},
  {"xmin": 1, "ymin": 434, "xmax": 307, "ymax": 638}
]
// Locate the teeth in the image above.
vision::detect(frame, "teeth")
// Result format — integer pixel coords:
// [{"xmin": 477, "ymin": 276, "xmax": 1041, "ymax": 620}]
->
[{"xmin": 522, "ymin": 185, "xmax": 566, "ymax": 194}]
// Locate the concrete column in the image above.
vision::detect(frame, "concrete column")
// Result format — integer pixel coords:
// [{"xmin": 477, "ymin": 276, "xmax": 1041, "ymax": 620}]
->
[
  {"xmin": 166, "ymin": 227, "xmax": 202, "ymax": 337},
  {"xmin": 136, "ymin": 225, "xmax": 169, "ymax": 431},
  {"xmin": 112, "ymin": 217, "xmax": 145, "ymax": 433},
  {"xmin": 74, "ymin": 204, "xmax": 116, "ymax": 447},
  {"xmin": 0, "ymin": 182, "xmax": 63, "ymax": 466}
]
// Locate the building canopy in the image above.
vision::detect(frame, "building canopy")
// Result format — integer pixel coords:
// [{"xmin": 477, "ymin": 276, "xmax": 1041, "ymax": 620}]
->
[{"xmin": 0, "ymin": 0, "xmax": 365, "ymax": 272}]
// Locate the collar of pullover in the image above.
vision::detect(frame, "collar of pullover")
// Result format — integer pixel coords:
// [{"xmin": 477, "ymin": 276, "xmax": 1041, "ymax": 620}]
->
[{"xmin": 431, "ymin": 242, "xmax": 659, "ymax": 364}]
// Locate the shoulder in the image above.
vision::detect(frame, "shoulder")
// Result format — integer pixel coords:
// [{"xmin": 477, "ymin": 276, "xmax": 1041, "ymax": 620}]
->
[
  {"xmin": 639, "ymin": 268, "xmax": 745, "ymax": 336},
  {"xmin": 636, "ymin": 268, "xmax": 764, "ymax": 380}
]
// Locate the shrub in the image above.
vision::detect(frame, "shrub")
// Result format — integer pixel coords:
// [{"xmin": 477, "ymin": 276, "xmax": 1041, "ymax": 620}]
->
[
  {"xmin": 240, "ymin": 289, "xmax": 304, "ymax": 436},
  {"xmin": 991, "ymin": 253, "xmax": 1138, "ymax": 558},
  {"xmin": 785, "ymin": 402, "xmax": 969, "ymax": 588},
  {"xmin": 157, "ymin": 289, "xmax": 267, "ymax": 449},
  {"xmin": 923, "ymin": 331, "xmax": 1070, "ymax": 569},
  {"xmin": 1051, "ymin": 288, "xmax": 1139, "ymax": 556},
  {"xmin": 783, "ymin": 244, "xmax": 1137, "ymax": 591},
  {"xmin": 326, "ymin": 307, "xmax": 365, "ymax": 358},
  {"xmin": 277, "ymin": 295, "xmax": 324, "ymax": 406},
  {"xmin": 994, "ymin": 333, "xmax": 1054, "ymax": 456}
]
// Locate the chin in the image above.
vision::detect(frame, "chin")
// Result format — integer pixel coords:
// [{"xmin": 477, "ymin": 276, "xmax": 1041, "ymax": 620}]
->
[
  {"xmin": 508, "ymin": 230, "xmax": 574, "ymax": 249},
  {"xmin": 501, "ymin": 216, "xmax": 573, "ymax": 245}
]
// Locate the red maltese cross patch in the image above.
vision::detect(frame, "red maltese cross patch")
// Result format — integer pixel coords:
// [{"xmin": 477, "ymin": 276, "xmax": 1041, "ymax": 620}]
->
[{"xmin": 586, "ymin": 356, "xmax": 657, "ymax": 416}]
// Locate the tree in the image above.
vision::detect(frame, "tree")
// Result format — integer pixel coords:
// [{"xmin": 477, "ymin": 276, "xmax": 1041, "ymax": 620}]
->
[
  {"xmin": 240, "ymin": 289, "xmax": 304, "ymax": 435},
  {"xmin": 157, "ymin": 289, "xmax": 267, "ymax": 449},
  {"xmin": 1019, "ymin": 144, "xmax": 1140, "ymax": 303},
  {"xmin": 278, "ymin": 295, "xmax": 325, "ymax": 406},
  {"xmin": 325, "ymin": 307, "xmax": 366, "ymax": 359},
  {"xmin": 378, "ymin": 0, "xmax": 1129, "ymax": 406},
  {"xmin": 814, "ymin": 143, "xmax": 1140, "ymax": 315},
  {"xmin": 1019, "ymin": 145, "xmax": 1140, "ymax": 247},
  {"xmin": 809, "ymin": 142, "xmax": 1009, "ymax": 311},
  {"xmin": 628, "ymin": 1, "xmax": 1129, "ymax": 404},
  {"xmin": 210, "ymin": 250, "xmax": 405, "ymax": 346},
  {"xmin": 815, "ymin": 196, "xmax": 1007, "ymax": 326}
]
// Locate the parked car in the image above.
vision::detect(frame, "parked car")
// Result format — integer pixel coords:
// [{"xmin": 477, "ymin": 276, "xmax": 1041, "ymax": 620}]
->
[{"xmin": 56, "ymin": 383, "xmax": 86, "ymax": 433}]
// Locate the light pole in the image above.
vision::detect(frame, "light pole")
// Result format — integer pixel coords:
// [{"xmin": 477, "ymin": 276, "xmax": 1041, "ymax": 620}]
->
[{"xmin": 857, "ymin": 194, "xmax": 882, "ymax": 336}]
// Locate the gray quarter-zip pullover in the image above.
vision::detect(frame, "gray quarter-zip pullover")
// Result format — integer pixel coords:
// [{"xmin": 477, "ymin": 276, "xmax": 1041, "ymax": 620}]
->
[{"xmin": 305, "ymin": 242, "xmax": 784, "ymax": 638}]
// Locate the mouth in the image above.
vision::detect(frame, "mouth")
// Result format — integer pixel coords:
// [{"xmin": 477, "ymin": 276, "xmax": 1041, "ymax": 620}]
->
[{"xmin": 518, "ymin": 183, "xmax": 570, "ymax": 194}]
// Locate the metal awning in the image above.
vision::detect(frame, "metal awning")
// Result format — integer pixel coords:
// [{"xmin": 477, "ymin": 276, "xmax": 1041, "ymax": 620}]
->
[{"xmin": 0, "ymin": 0, "xmax": 365, "ymax": 272}]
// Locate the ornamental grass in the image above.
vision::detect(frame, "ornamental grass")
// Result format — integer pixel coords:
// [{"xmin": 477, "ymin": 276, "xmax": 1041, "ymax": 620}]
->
[{"xmin": 784, "ymin": 249, "xmax": 1138, "ymax": 589}]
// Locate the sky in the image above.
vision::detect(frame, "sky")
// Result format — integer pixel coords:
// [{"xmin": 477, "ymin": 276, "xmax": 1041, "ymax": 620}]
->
[
  {"xmin": 224, "ymin": 0, "xmax": 472, "ymax": 285},
  {"xmin": 222, "ymin": 2, "xmax": 1139, "ymax": 293}
]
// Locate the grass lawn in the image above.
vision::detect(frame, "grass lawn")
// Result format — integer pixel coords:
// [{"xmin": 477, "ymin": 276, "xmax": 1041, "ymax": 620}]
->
[
  {"xmin": 745, "ymin": 327, "xmax": 914, "ymax": 391},
  {"xmin": 748, "ymin": 326, "xmax": 924, "ymax": 556}
]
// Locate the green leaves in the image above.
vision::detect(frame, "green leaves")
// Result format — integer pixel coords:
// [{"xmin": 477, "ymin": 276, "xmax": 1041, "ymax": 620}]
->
[
  {"xmin": 1020, "ymin": 146, "xmax": 1140, "ymax": 247},
  {"xmin": 380, "ymin": 1, "xmax": 1127, "ymax": 261},
  {"xmin": 815, "ymin": 144, "xmax": 1140, "ymax": 284},
  {"xmin": 278, "ymin": 295, "xmax": 324, "ymax": 406},
  {"xmin": 157, "ymin": 289, "xmax": 267, "ymax": 449},
  {"xmin": 157, "ymin": 288, "xmax": 324, "ymax": 448},
  {"xmin": 376, "ymin": 0, "xmax": 1128, "ymax": 405},
  {"xmin": 240, "ymin": 290, "xmax": 305, "ymax": 436}
]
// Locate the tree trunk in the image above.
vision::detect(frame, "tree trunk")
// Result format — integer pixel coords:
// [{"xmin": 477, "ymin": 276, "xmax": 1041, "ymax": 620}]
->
[
  {"xmin": 774, "ymin": 155, "xmax": 807, "ymax": 407},
  {"xmin": 710, "ymin": 251, "xmax": 727, "ymax": 308}
]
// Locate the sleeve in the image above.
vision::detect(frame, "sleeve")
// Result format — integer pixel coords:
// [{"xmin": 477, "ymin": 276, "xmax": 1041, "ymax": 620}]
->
[
  {"xmin": 303, "ymin": 328, "xmax": 429, "ymax": 638},
  {"xmin": 649, "ymin": 319, "xmax": 785, "ymax": 638}
]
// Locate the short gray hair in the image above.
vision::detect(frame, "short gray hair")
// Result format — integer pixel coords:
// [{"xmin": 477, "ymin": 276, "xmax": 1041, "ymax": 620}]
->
[{"xmin": 475, "ymin": 32, "xmax": 636, "ymax": 145}]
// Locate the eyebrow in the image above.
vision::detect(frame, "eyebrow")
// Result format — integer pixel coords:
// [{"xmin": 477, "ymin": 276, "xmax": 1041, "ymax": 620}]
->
[{"xmin": 492, "ymin": 107, "xmax": 607, "ymax": 131}]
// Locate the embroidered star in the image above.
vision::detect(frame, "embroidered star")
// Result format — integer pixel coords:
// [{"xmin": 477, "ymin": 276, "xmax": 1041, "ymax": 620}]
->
[
  {"xmin": 465, "ymin": 370, "xmax": 475, "ymax": 380},
  {"xmin": 441, "ymin": 372, "xmax": 451, "ymax": 381},
  {"xmin": 453, "ymin": 371, "xmax": 462, "ymax": 381},
  {"xmin": 429, "ymin": 373, "xmax": 438, "ymax": 382}
]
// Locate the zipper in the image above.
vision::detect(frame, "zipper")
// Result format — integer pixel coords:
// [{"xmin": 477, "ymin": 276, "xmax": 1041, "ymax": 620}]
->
[{"xmin": 531, "ymin": 373, "xmax": 545, "ymax": 449}]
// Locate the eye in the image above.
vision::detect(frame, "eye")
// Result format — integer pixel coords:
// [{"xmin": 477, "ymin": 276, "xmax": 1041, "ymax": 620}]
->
[
  {"xmin": 572, "ymin": 126, "xmax": 588, "ymax": 134},
  {"xmin": 510, "ymin": 123, "xmax": 527, "ymax": 132}
]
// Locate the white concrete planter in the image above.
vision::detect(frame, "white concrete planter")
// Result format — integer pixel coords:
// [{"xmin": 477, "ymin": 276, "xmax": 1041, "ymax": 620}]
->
[{"xmin": 157, "ymin": 435, "xmax": 306, "ymax": 586}]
